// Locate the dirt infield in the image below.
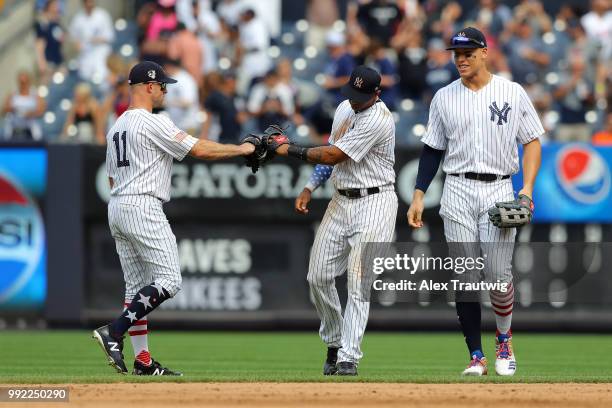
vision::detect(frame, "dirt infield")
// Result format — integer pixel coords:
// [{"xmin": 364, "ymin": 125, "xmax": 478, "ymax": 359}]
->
[{"xmin": 5, "ymin": 383, "xmax": 612, "ymax": 408}]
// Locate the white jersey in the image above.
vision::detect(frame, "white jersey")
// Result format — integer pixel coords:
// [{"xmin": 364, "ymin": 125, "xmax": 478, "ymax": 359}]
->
[
  {"xmin": 106, "ymin": 109, "xmax": 198, "ymax": 202},
  {"xmin": 422, "ymin": 75, "xmax": 544, "ymax": 175},
  {"xmin": 329, "ymin": 99, "xmax": 396, "ymax": 189}
]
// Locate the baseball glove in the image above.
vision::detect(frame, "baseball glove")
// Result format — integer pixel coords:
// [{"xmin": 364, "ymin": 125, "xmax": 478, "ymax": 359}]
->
[
  {"xmin": 240, "ymin": 134, "xmax": 267, "ymax": 174},
  {"xmin": 261, "ymin": 124, "xmax": 290, "ymax": 160},
  {"xmin": 488, "ymin": 194, "xmax": 534, "ymax": 228}
]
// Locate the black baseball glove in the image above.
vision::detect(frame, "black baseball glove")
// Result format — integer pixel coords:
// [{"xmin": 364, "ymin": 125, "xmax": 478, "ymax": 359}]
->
[
  {"xmin": 240, "ymin": 134, "xmax": 267, "ymax": 174},
  {"xmin": 488, "ymin": 194, "xmax": 534, "ymax": 228},
  {"xmin": 260, "ymin": 124, "xmax": 290, "ymax": 161}
]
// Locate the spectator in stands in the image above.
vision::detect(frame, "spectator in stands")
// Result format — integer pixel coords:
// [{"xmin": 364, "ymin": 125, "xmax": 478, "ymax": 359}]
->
[
  {"xmin": 322, "ymin": 30, "xmax": 355, "ymax": 105},
  {"xmin": 146, "ymin": 0, "xmax": 178, "ymax": 42},
  {"xmin": 553, "ymin": 53, "xmax": 595, "ymax": 142},
  {"xmin": 193, "ymin": 0, "xmax": 221, "ymax": 74},
  {"xmin": 201, "ymin": 70, "xmax": 247, "ymax": 142},
  {"xmin": 511, "ymin": 0, "xmax": 552, "ymax": 36},
  {"xmin": 524, "ymin": 82, "xmax": 553, "ymax": 136},
  {"xmin": 138, "ymin": 0, "xmax": 178, "ymax": 64},
  {"xmin": 69, "ymin": 0, "xmax": 114, "ymax": 83},
  {"xmin": 276, "ymin": 58, "xmax": 306, "ymax": 126},
  {"xmin": 174, "ymin": 0, "xmax": 200, "ymax": 31},
  {"xmin": 248, "ymin": 68, "xmax": 294, "ymax": 132},
  {"xmin": 2, "ymin": 71, "xmax": 45, "ymax": 142},
  {"xmin": 236, "ymin": 7, "xmax": 271, "ymax": 94},
  {"xmin": 580, "ymin": 0, "xmax": 612, "ymax": 61},
  {"xmin": 502, "ymin": 18, "xmax": 550, "ymax": 84},
  {"xmin": 423, "ymin": 1, "xmax": 462, "ymax": 41},
  {"xmin": 102, "ymin": 75, "xmax": 130, "ymax": 124},
  {"xmin": 566, "ymin": 19, "xmax": 601, "ymax": 88},
  {"xmin": 105, "ymin": 54, "xmax": 130, "ymax": 93},
  {"xmin": 364, "ymin": 39, "xmax": 398, "ymax": 111},
  {"xmin": 466, "ymin": 0, "xmax": 512, "ymax": 38},
  {"xmin": 216, "ymin": 19, "xmax": 240, "ymax": 71},
  {"xmin": 355, "ymin": 0, "xmax": 403, "ymax": 45},
  {"xmin": 305, "ymin": 0, "xmax": 339, "ymax": 50},
  {"xmin": 168, "ymin": 22, "xmax": 203, "ymax": 87},
  {"xmin": 592, "ymin": 111, "xmax": 612, "ymax": 146},
  {"xmin": 392, "ymin": 25, "xmax": 428, "ymax": 100},
  {"xmin": 61, "ymin": 82, "xmax": 104, "ymax": 144},
  {"xmin": 161, "ymin": 59, "xmax": 201, "ymax": 135},
  {"xmin": 36, "ymin": 0, "xmax": 65, "ymax": 13},
  {"xmin": 216, "ymin": 0, "xmax": 243, "ymax": 27},
  {"xmin": 424, "ymin": 37, "xmax": 459, "ymax": 103},
  {"xmin": 35, "ymin": 0, "xmax": 64, "ymax": 85},
  {"xmin": 346, "ymin": 24, "xmax": 370, "ymax": 66}
]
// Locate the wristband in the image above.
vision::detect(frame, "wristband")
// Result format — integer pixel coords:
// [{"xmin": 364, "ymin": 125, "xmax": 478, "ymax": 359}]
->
[{"xmin": 287, "ymin": 144, "xmax": 309, "ymax": 161}]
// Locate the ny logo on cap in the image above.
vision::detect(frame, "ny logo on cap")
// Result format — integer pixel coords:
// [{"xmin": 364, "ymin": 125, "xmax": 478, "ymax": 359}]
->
[
  {"xmin": 458, "ymin": 32, "xmax": 466, "ymax": 37},
  {"xmin": 354, "ymin": 77, "xmax": 363, "ymax": 88},
  {"xmin": 147, "ymin": 70, "xmax": 156, "ymax": 79}
]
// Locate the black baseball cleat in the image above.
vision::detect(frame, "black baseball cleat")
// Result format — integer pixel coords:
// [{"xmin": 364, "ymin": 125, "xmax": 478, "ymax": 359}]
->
[
  {"xmin": 133, "ymin": 359, "xmax": 183, "ymax": 376},
  {"xmin": 92, "ymin": 325, "xmax": 127, "ymax": 374},
  {"xmin": 323, "ymin": 347, "xmax": 339, "ymax": 375},
  {"xmin": 336, "ymin": 361, "xmax": 358, "ymax": 376}
]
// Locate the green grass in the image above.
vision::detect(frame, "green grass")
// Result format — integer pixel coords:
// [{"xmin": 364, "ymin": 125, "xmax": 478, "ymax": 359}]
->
[{"xmin": 0, "ymin": 331, "xmax": 611, "ymax": 383}]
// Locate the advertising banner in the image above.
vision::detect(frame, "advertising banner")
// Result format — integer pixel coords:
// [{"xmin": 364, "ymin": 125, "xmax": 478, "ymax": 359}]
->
[
  {"xmin": 0, "ymin": 146, "xmax": 47, "ymax": 310},
  {"xmin": 514, "ymin": 143, "xmax": 612, "ymax": 223}
]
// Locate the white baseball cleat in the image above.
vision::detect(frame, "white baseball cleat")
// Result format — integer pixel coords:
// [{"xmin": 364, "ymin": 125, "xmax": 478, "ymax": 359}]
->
[
  {"xmin": 462, "ymin": 353, "xmax": 488, "ymax": 376},
  {"xmin": 495, "ymin": 332, "xmax": 517, "ymax": 376}
]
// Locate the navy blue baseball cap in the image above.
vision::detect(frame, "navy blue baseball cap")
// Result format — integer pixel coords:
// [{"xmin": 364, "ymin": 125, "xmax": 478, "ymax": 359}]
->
[
  {"xmin": 128, "ymin": 61, "xmax": 177, "ymax": 85},
  {"xmin": 340, "ymin": 65, "xmax": 381, "ymax": 103},
  {"xmin": 446, "ymin": 27, "xmax": 487, "ymax": 50}
]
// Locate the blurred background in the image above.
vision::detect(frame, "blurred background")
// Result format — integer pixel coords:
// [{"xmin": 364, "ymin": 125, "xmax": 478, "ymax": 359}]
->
[{"xmin": 0, "ymin": 0, "xmax": 611, "ymax": 332}]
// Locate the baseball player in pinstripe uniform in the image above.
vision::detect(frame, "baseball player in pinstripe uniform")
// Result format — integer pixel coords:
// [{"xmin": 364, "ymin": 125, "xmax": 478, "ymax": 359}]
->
[
  {"xmin": 92, "ymin": 61, "xmax": 257, "ymax": 375},
  {"xmin": 408, "ymin": 28, "xmax": 543, "ymax": 376},
  {"xmin": 271, "ymin": 66, "xmax": 397, "ymax": 376}
]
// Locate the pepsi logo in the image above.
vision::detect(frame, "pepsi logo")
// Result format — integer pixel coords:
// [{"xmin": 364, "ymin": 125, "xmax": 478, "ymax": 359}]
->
[
  {"xmin": 0, "ymin": 172, "xmax": 45, "ymax": 305},
  {"xmin": 556, "ymin": 144, "xmax": 611, "ymax": 205}
]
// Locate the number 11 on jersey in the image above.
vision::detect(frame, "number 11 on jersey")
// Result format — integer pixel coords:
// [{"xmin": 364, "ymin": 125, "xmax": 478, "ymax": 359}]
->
[{"xmin": 113, "ymin": 131, "xmax": 130, "ymax": 167}]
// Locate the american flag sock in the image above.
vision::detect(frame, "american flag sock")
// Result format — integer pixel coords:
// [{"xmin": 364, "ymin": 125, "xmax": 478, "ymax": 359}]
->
[
  {"xmin": 124, "ymin": 300, "xmax": 151, "ymax": 366},
  {"xmin": 110, "ymin": 282, "xmax": 169, "ymax": 338},
  {"xmin": 490, "ymin": 283, "xmax": 514, "ymax": 334}
]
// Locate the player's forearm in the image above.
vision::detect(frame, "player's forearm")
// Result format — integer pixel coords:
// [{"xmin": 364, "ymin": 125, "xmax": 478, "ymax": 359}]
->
[
  {"xmin": 276, "ymin": 144, "xmax": 348, "ymax": 165},
  {"xmin": 520, "ymin": 138, "xmax": 541, "ymax": 197},
  {"xmin": 189, "ymin": 139, "xmax": 253, "ymax": 160},
  {"xmin": 305, "ymin": 164, "xmax": 333, "ymax": 191},
  {"xmin": 415, "ymin": 144, "xmax": 444, "ymax": 193}
]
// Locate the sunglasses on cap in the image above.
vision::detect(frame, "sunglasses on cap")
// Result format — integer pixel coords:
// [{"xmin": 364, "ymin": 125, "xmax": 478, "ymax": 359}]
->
[
  {"xmin": 450, "ymin": 36, "xmax": 485, "ymax": 47},
  {"xmin": 145, "ymin": 81, "xmax": 167, "ymax": 92}
]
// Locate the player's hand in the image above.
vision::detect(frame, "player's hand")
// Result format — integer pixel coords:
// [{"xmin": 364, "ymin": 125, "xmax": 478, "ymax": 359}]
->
[
  {"xmin": 518, "ymin": 187, "xmax": 533, "ymax": 201},
  {"xmin": 295, "ymin": 188, "xmax": 312, "ymax": 214},
  {"xmin": 407, "ymin": 194, "xmax": 425, "ymax": 228},
  {"xmin": 239, "ymin": 139, "xmax": 257, "ymax": 155}
]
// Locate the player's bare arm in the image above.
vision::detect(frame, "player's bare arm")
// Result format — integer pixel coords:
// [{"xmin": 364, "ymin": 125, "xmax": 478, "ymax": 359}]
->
[
  {"xmin": 518, "ymin": 138, "xmax": 542, "ymax": 199},
  {"xmin": 188, "ymin": 138, "xmax": 255, "ymax": 160},
  {"xmin": 276, "ymin": 144, "xmax": 349, "ymax": 165},
  {"xmin": 295, "ymin": 188, "xmax": 311, "ymax": 214}
]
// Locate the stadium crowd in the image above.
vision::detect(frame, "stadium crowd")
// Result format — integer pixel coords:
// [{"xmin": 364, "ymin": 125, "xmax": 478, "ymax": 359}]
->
[{"xmin": 1, "ymin": 0, "xmax": 611, "ymax": 146}]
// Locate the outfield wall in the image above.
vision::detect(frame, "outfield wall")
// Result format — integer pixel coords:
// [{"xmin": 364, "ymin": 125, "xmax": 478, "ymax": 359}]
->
[{"xmin": 1, "ymin": 143, "xmax": 611, "ymax": 330}]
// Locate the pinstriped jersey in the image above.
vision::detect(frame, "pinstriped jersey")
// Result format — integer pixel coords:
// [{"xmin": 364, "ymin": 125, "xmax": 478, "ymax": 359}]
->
[
  {"xmin": 421, "ymin": 75, "xmax": 544, "ymax": 175},
  {"xmin": 106, "ymin": 109, "xmax": 198, "ymax": 202},
  {"xmin": 329, "ymin": 99, "xmax": 396, "ymax": 189}
]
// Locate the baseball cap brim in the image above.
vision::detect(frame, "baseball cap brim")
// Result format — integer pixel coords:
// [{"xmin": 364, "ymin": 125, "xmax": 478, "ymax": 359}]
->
[
  {"xmin": 340, "ymin": 83, "xmax": 373, "ymax": 103},
  {"xmin": 159, "ymin": 77, "xmax": 177, "ymax": 84},
  {"xmin": 446, "ymin": 43, "xmax": 484, "ymax": 50}
]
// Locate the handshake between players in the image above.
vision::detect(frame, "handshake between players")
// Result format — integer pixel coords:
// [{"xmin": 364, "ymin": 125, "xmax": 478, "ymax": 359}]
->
[{"xmin": 238, "ymin": 124, "xmax": 291, "ymax": 174}]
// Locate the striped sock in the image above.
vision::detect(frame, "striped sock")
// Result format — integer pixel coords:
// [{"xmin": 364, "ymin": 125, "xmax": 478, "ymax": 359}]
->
[
  {"xmin": 124, "ymin": 300, "xmax": 151, "ymax": 366},
  {"xmin": 490, "ymin": 283, "xmax": 514, "ymax": 334}
]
